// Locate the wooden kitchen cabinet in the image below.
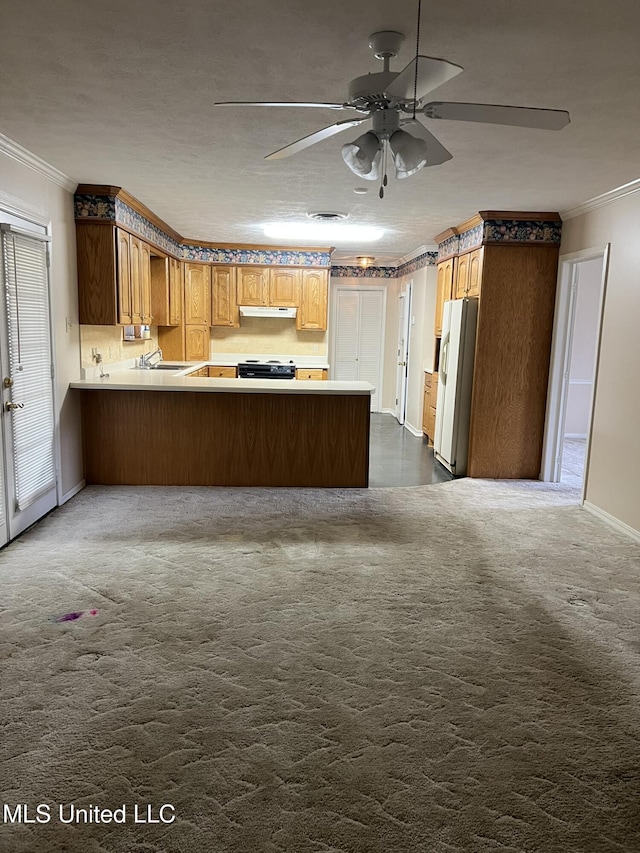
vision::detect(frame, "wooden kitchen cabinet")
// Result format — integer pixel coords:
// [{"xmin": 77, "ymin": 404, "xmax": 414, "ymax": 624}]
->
[
  {"xmin": 435, "ymin": 258, "xmax": 454, "ymax": 336},
  {"xmin": 422, "ymin": 372, "xmax": 437, "ymax": 445},
  {"xmin": 237, "ymin": 266, "xmax": 269, "ymax": 306},
  {"xmin": 211, "ymin": 265, "xmax": 239, "ymax": 327},
  {"xmin": 208, "ymin": 365, "xmax": 237, "ymax": 378},
  {"xmin": 184, "ymin": 263, "xmax": 211, "ymax": 325},
  {"xmin": 185, "ymin": 326, "xmax": 210, "ymax": 361},
  {"xmin": 270, "ymin": 268, "xmax": 300, "ymax": 307},
  {"xmin": 297, "ymin": 269, "xmax": 329, "ymax": 331},
  {"xmin": 76, "ymin": 223, "xmax": 155, "ymax": 326},
  {"xmin": 433, "ymin": 211, "xmax": 561, "ymax": 478},
  {"xmin": 295, "ymin": 368, "xmax": 327, "ymax": 380},
  {"xmin": 150, "ymin": 254, "xmax": 182, "ymax": 327},
  {"xmin": 455, "ymin": 248, "xmax": 484, "ymax": 299}
]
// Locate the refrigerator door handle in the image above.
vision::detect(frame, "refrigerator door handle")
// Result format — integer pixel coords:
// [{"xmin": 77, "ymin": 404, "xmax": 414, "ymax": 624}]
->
[{"xmin": 441, "ymin": 332, "xmax": 450, "ymax": 385}]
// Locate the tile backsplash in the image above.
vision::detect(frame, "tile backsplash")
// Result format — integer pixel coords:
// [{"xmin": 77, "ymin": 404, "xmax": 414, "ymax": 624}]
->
[
  {"xmin": 80, "ymin": 325, "xmax": 160, "ymax": 368},
  {"xmin": 211, "ymin": 319, "xmax": 327, "ymax": 356}
]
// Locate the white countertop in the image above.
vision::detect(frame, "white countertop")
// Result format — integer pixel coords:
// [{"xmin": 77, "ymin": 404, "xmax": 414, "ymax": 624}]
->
[{"xmin": 70, "ymin": 364, "xmax": 373, "ymax": 395}]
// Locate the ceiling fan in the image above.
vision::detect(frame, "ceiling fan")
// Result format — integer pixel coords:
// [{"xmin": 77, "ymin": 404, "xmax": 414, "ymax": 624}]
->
[{"xmin": 214, "ymin": 28, "xmax": 570, "ymax": 196}]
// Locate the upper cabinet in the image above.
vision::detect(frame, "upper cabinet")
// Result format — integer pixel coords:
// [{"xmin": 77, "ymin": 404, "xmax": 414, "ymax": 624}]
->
[
  {"xmin": 455, "ymin": 247, "xmax": 484, "ymax": 299},
  {"xmin": 150, "ymin": 254, "xmax": 183, "ymax": 327},
  {"xmin": 184, "ymin": 263, "xmax": 211, "ymax": 325},
  {"xmin": 211, "ymin": 265, "xmax": 238, "ymax": 327},
  {"xmin": 76, "ymin": 223, "xmax": 153, "ymax": 326},
  {"xmin": 236, "ymin": 266, "xmax": 269, "ymax": 306},
  {"xmin": 435, "ymin": 257, "xmax": 455, "ymax": 337},
  {"xmin": 297, "ymin": 269, "xmax": 329, "ymax": 331},
  {"xmin": 269, "ymin": 268, "xmax": 300, "ymax": 307}
]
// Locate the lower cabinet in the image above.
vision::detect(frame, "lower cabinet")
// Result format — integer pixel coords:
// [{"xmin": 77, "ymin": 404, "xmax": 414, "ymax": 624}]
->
[
  {"xmin": 208, "ymin": 365, "xmax": 237, "ymax": 378},
  {"xmin": 185, "ymin": 326, "xmax": 210, "ymax": 361},
  {"xmin": 422, "ymin": 371, "xmax": 437, "ymax": 445},
  {"xmin": 295, "ymin": 368, "xmax": 328, "ymax": 380}
]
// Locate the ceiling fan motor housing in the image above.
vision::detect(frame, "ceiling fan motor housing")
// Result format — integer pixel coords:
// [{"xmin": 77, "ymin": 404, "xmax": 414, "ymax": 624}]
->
[{"xmin": 348, "ymin": 71, "xmax": 399, "ymax": 105}]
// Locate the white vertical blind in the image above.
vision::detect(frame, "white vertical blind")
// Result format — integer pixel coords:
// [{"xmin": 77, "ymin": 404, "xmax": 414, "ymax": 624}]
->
[{"xmin": 2, "ymin": 230, "xmax": 55, "ymax": 510}]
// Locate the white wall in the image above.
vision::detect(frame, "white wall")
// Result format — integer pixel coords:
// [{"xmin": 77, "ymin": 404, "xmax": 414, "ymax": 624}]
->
[
  {"xmin": 0, "ymin": 151, "xmax": 83, "ymax": 500},
  {"xmin": 564, "ymin": 257, "xmax": 601, "ymax": 437},
  {"xmin": 561, "ymin": 194, "xmax": 640, "ymax": 535}
]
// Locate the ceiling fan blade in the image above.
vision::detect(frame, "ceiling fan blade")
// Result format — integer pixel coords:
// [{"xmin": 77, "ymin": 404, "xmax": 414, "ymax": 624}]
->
[
  {"xmin": 423, "ymin": 102, "xmax": 570, "ymax": 130},
  {"xmin": 400, "ymin": 118, "xmax": 453, "ymax": 166},
  {"xmin": 214, "ymin": 101, "xmax": 349, "ymax": 110},
  {"xmin": 386, "ymin": 56, "xmax": 464, "ymax": 102},
  {"xmin": 265, "ymin": 118, "xmax": 369, "ymax": 160}
]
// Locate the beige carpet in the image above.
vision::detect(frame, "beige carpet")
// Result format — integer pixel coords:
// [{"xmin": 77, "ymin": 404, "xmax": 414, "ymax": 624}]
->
[{"xmin": 1, "ymin": 479, "xmax": 640, "ymax": 852}]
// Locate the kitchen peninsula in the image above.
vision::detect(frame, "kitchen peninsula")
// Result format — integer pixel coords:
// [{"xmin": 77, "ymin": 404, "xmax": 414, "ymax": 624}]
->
[{"xmin": 71, "ymin": 366, "xmax": 374, "ymax": 488}]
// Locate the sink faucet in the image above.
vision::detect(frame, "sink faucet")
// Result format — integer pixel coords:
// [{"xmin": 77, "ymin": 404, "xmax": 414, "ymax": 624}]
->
[{"xmin": 139, "ymin": 347, "xmax": 163, "ymax": 369}]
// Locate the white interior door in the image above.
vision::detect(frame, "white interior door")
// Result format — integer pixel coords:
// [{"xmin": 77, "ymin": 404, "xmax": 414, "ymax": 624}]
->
[
  {"xmin": 332, "ymin": 286, "xmax": 385, "ymax": 412},
  {"xmin": 0, "ymin": 225, "xmax": 57, "ymax": 540},
  {"xmin": 395, "ymin": 285, "xmax": 412, "ymax": 424}
]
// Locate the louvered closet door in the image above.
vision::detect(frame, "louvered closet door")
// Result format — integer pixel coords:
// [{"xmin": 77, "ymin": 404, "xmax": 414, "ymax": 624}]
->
[
  {"xmin": 333, "ymin": 286, "xmax": 384, "ymax": 411},
  {"xmin": 0, "ymin": 227, "xmax": 57, "ymax": 541}
]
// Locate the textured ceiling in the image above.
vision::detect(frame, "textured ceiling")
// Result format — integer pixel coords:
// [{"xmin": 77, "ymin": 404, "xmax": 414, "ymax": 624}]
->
[{"xmin": 2, "ymin": 0, "xmax": 640, "ymax": 261}]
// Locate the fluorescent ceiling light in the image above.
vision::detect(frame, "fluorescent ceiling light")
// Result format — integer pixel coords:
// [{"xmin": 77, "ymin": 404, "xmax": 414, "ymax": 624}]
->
[{"xmin": 263, "ymin": 222, "xmax": 383, "ymax": 242}]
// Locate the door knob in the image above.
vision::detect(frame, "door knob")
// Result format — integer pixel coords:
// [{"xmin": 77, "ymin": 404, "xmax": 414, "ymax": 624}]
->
[{"xmin": 5, "ymin": 401, "xmax": 24, "ymax": 411}]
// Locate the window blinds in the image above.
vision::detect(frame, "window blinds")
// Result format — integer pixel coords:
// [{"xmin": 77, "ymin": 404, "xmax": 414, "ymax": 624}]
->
[{"xmin": 1, "ymin": 229, "xmax": 55, "ymax": 511}]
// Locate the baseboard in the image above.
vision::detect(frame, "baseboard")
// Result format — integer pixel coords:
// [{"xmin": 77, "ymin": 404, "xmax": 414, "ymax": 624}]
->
[
  {"xmin": 583, "ymin": 501, "xmax": 640, "ymax": 543},
  {"xmin": 380, "ymin": 408, "xmax": 396, "ymax": 416},
  {"xmin": 60, "ymin": 480, "xmax": 86, "ymax": 505},
  {"xmin": 404, "ymin": 422, "xmax": 423, "ymax": 438},
  {"xmin": 564, "ymin": 433, "xmax": 587, "ymax": 439}
]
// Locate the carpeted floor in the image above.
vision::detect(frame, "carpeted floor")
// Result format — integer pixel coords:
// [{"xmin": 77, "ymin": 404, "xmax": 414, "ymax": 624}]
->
[{"xmin": 1, "ymin": 479, "xmax": 640, "ymax": 852}]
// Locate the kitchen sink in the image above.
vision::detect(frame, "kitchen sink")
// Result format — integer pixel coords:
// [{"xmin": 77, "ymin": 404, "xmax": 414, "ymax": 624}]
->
[{"xmin": 150, "ymin": 363, "xmax": 186, "ymax": 370}]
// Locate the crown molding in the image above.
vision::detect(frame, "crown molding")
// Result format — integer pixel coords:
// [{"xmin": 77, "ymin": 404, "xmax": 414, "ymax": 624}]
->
[
  {"xmin": 0, "ymin": 133, "xmax": 75, "ymax": 193},
  {"xmin": 397, "ymin": 243, "xmax": 437, "ymax": 266},
  {"xmin": 561, "ymin": 177, "xmax": 640, "ymax": 220}
]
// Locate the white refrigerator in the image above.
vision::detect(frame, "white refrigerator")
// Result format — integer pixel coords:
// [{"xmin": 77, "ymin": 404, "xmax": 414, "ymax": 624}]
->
[{"xmin": 433, "ymin": 298, "xmax": 479, "ymax": 476}]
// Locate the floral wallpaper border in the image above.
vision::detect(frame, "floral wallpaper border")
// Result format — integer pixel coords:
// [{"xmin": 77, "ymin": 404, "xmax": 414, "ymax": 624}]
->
[
  {"xmin": 75, "ymin": 193, "xmax": 332, "ymax": 267},
  {"xmin": 438, "ymin": 219, "xmax": 563, "ymax": 259},
  {"xmin": 332, "ymin": 250, "xmax": 438, "ymax": 279}
]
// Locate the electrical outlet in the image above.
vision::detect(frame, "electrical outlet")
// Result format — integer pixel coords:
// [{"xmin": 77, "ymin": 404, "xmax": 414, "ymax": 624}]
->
[{"xmin": 91, "ymin": 347, "xmax": 98, "ymax": 357}]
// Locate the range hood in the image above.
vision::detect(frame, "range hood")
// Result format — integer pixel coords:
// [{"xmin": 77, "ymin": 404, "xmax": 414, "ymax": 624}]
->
[{"xmin": 239, "ymin": 306, "xmax": 297, "ymax": 318}]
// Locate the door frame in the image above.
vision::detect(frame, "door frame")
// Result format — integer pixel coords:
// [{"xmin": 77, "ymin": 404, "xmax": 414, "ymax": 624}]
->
[
  {"xmin": 330, "ymin": 282, "xmax": 387, "ymax": 412},
  {"xmin": 395, "ymin": 281, "xmax": 413, "ymax": 424},
  {"xmin": 540, "ymin": 244, "xmax": 609, "ymax": 499}
]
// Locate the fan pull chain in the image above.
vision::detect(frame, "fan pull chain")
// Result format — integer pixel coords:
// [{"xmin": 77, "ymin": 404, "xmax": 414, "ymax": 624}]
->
[
  {"xmin": 379, "ymin": 140, "xmax": 388, "ymax": 198},
  {"xmin": 412, "ymin": 0, "xmax": 422, "ymax": 120}
]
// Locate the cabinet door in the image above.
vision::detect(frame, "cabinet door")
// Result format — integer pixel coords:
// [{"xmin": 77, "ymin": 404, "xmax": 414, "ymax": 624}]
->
[
  {"xmin": 211, "ymin": 265, "xmax": 239, "ymax": 327},
  {"xmin": 422, "ymin": 374, "xmax": 432, "ymax": 435},
  {"xmin": 185, "ymin": 325, "xmax": 209, "ymax": 361},
  {"xmin": 295, "ymin": 368, "xmax": 326, "ymax": 380},
  {"xmin": 208, "ymin": 366, "xmax": 237, "ymax": 378},
  {"xmin": 140, "ymin": 240, "xmax": 152, "ymax": 323},
  {"xmin": 297, "ymin": 269, "xmax": 328, "ymax": 331},
  {"xmin": 169, "ymin": 258, "xmax": 183, "ymax": 326},
  {"xmin": 435, "ymin": 259, "xmax": 454, "ymax": 336},
  {"xmin": 129, "ymin": 235, "xmax": 143, "ymax": 323},
  {"xmin": 116, "ymin": 228, "xmax": 132, "ymax": 325},
  {"xmin": 269, "ymin": 268, "xmax": 300, "ymax": 307},
  {"xmin": 184, "ymin": 264, "xmax": 211, "ymax": 325},
  {"xmin": 467, "ymin": 248, "xmax": 484, "ymax": 298},
  {"xmin": 237, "ymin": 266, "xmax": 268, "ymax": 306},
  {"xmin": 455, "ymin": 253, "xmax": 470, "ymax": 299}
]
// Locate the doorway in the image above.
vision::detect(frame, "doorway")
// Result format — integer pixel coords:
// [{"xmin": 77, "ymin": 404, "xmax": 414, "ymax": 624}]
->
[
  {"xmin": 331, "ymin": 285, "xmax": 386, "ymax": 412},
  {"xmin": 0, "ymin": 220, "xmax": 57, "ymax": 545},
  {"xmin": 541, "ymin": 246, "xmax": 609, "ymax": 495},
  {"xmin": 395, "ymin": 282, "xmax": 412, "ymax": 425}
]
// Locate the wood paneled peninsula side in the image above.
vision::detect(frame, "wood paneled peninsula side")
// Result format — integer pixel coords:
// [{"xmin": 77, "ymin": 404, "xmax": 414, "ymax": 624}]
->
[{"xmin": 71, "ymin": 370, "xmax": 373, "ymax": 488}]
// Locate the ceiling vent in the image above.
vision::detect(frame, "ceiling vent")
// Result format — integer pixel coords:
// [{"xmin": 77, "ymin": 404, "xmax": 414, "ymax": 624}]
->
[{"xmin": 307, "ymin": 211, "xmax": 348, "ymax": 221}]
